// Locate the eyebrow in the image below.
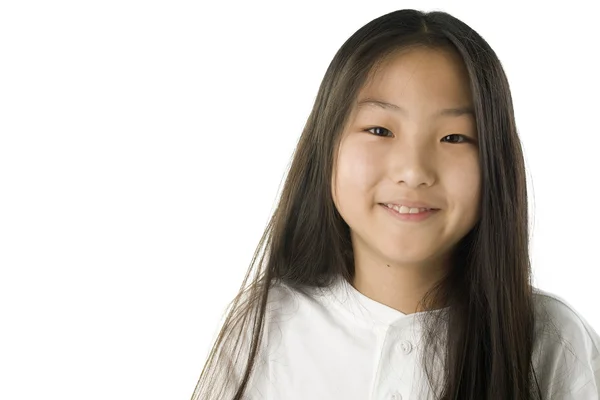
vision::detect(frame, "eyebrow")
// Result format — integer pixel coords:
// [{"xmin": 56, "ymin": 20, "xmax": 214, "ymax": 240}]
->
[{"xmin": 356, "ymin": 98, "xmax": 475, "ymax": 118}]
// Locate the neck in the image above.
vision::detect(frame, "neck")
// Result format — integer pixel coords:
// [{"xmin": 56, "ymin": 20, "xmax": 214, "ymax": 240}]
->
[{"xmin": 351, "ymin": 252, "xmax": 450, "ymax": 315}]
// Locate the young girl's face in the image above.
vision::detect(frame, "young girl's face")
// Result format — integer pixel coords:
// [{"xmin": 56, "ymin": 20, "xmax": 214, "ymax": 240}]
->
[{"xmin": 331, "ymin": 47, "xmax": 480, "ymax": 271}]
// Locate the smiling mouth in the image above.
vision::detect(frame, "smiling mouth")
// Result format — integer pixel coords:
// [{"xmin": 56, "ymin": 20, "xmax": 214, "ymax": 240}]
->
[
  {"xmin": 379, "ymin": 203, "xmax": 440, "ymax": 221},
  {"xmin": 379, "ymin": 203, "xmax": 439, "ymax": 214}
]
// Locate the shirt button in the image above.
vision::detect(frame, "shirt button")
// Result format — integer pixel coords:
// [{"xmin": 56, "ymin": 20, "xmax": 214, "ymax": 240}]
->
[
  {"xmin": 398, "ymin": 339, "xmax": 413, "ymax": 354},
  {"xmin": 391, "ymin": 392, "xmax": 402, "ymax": 400}
]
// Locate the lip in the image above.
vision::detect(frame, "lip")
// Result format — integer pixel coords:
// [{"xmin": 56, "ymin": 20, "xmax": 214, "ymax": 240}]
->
[
  {"xmin": 379, "ymin": 203, "xmax": 439, "ymax": 222},
  {"xmin": 379, "ymin": 200, "xmax": 439, "ymax": 210}
]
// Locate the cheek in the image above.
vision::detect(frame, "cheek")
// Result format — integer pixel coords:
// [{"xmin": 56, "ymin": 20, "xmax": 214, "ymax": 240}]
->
[
  {"xmin": 446, "ymin": 162, "xmax": 481, "ymax": 214},
  {"xmin": 336, "ymin": 143, "xmax": 381, "ymax": 192}
]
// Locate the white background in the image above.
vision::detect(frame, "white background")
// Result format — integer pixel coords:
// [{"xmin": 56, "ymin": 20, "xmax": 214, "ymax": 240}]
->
[{"xmin": 1, "ymin": 1, "xmax": 598, "ymax": 399}]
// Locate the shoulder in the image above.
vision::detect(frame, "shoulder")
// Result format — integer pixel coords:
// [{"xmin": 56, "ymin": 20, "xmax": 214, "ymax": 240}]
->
[
  {"xmin": 263, "ymin": 279, "xmax": 324, "ymax": 324},
  {"xmin": 531, "ymin": 287, "xmax": 600, "ymax": 397},
  {"xmin": 218, "ymin": 281, "xmax": 303, "ymax": 399},
  {"xmin": 532, "ymin": 287, "xmax": 600, "ymax": 353}
]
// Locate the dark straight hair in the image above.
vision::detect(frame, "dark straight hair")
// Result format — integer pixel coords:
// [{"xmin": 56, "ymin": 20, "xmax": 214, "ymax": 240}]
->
[{"xmin": 192, "ymin": 8, "xmax": 548, "ymax": 399}]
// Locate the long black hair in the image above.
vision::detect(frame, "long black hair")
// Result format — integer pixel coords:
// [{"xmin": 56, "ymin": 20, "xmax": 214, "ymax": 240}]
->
[{"xmin": 192, "ymin": 8, "xmax": 546, "ymax": 399}]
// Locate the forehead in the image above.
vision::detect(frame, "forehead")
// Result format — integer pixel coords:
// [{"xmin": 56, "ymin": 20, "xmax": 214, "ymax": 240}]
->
[{"xmin": 356, "ymin": 47, "xmax": 473, "ymax": 111}]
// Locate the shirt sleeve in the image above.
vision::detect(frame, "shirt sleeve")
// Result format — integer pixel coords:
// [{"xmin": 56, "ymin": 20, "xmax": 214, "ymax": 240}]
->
[{"xmin": 532, "ymin": 291, "xmax": 600, "ymax": 399}]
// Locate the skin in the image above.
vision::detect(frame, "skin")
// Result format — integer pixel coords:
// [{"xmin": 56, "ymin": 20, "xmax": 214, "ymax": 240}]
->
[{"xmin": 331, "ymin": 47, "xmax": 481, "ymax": 315}]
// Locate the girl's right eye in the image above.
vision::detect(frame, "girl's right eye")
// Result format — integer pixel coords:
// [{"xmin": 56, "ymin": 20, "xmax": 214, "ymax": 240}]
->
[{"xmin": 366, "ymin": 126, "xmax": 392, "ymax": 137}]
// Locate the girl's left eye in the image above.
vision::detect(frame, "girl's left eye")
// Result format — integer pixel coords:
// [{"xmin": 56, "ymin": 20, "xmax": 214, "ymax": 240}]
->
[{"xmin": 441, "ymin": 134, "xmax": 469, "ymax": 143}]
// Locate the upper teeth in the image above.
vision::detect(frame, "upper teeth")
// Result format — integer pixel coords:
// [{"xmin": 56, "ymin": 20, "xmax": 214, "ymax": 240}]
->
[{"xmin": 384, "ymin": 203, "xmax": 431, "ymax": 214}]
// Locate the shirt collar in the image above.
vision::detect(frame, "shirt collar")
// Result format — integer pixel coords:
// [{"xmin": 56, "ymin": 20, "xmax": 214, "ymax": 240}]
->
[{"xmin": 322, "ymin": 274, "xmax": 449, "ymax": 329}]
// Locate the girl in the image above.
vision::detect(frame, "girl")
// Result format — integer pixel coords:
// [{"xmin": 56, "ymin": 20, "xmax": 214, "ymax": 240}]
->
[{"xmin": 192, "ymin": 8, "xmax": 600, "ymax": 400}]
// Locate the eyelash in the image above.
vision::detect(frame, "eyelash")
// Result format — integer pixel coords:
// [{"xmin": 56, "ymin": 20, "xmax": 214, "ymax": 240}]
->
[{"xmin": 366, "ymin": 126, "xmax": 472, "ymax": 143}]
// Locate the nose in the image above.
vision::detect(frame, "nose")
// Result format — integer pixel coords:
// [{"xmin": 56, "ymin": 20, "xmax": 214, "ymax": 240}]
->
[{"xmin": 388, "ymin": 141, "xmax": 435, "ymax": 188}]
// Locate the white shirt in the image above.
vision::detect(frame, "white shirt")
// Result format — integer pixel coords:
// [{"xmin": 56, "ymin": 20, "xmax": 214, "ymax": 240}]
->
[{"xmin": 228, "ymin": 276, "xmax": 600, "ymax": 399}]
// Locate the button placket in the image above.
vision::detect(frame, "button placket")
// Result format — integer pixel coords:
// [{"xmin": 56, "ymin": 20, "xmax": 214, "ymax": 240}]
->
[{"xmin": 387, "ymin": 338, "xmax": 412, "ymax": 400}]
